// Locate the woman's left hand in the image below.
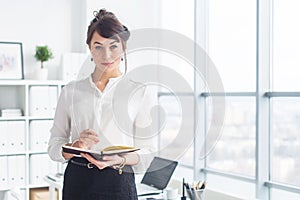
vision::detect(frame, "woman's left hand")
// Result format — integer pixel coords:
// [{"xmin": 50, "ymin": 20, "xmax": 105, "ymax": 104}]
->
[{"xmin": 80, "ymin": 153, "xmax": 123, "ymax": 170}]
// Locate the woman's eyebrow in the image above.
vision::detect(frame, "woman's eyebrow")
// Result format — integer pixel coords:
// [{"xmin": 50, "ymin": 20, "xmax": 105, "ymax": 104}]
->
[
  {"xmin": 93, "ymin": 40, "xmax": 118, "ymax": 45},
  {"xmin": 94, "ymin": 41, "xmax": 103, "ymax": 45},
  {"xmin": 110, "ymin": 41, "xmax": 118, "ymax": 44}
]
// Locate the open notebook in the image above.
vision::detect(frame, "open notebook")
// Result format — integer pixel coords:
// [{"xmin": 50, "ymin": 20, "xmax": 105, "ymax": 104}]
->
[{"xmin": 136, "ymin": 157, "xmax": 178, "ymax": 196}]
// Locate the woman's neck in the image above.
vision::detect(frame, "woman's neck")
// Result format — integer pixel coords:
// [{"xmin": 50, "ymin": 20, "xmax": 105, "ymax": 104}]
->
[{"xmin": 91, "ymin": 67, "xmax": 121, "ymax": 91}]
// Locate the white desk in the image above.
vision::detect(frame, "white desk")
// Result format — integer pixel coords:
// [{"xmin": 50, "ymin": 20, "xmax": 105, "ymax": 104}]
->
[
  {"xmin": 138, "ymin": 193, "xmax": 183, "ymax": 200},
  {"xmin": 44, "ymin": 174, "xmax": 185, "ymax": 200}
]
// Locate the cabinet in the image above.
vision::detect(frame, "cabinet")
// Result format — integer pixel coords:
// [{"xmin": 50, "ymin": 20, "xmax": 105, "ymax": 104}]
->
[{"xmin": 0, "ymin": 80, "xmax": 66, "ymax": 200}]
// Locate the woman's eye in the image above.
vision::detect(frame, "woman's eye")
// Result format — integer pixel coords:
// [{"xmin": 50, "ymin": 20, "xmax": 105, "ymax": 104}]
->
[
  {"xmin": 95, "ymin": 46, "xmax": 102, "ymax": 50},
  {"xmin": 110, "ymin": 45, "xmax": 118, "ymax": 50}
]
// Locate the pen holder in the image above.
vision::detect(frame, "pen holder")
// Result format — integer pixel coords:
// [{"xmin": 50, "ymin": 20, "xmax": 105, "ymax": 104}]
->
[{"xmin": 186, "ymin": 189, "xmax": 204, "ymax": 200}]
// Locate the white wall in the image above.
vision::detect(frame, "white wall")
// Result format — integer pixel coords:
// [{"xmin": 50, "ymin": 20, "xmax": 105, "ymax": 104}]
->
[
  {"xmin": 85, "ymin": 0, "xmax": 161, "ymax": 30},
  {"xmin": 0, "ymin": 0, "xmax": 162, "ymax": 79},
  {"xmin": 84, "ymin": 0, "xmax": 161, "ymax": 74},
  {"xmin": 0, "ymin": 0, "xmax": 76, "ymax": 79}
]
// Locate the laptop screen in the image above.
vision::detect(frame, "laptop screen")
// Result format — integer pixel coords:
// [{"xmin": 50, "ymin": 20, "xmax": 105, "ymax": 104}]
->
[{"xmin": 141, "ymin": 157, "xmax": 178, "ymax": 190}]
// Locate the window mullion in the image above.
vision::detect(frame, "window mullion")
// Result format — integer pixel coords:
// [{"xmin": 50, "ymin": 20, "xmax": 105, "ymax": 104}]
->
[{"xmin": 256, "ymin": 0, "xmax": 271, "ymax": 199}]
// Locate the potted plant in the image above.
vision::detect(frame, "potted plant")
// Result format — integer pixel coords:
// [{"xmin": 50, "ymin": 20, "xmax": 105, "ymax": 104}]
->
[{"xmin": 34, "ymin": 45, "xmax": 54, "ymax": 80}]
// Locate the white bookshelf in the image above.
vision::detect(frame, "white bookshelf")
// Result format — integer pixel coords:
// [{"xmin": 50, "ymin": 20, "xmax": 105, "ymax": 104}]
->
[{"xmin": 0, "ymin": 80, "xmax": 66, "ymax": 200}]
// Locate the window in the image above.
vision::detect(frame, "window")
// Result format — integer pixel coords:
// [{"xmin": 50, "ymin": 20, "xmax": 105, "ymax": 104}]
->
[
  {"xmin": 271, "ymin": 98, "xmax": 300, "ymax": 186},
  {"xmin": 207, "ymin": 97, "xmax": 256, "ymax": 176},
  {"xmin": 157, "ymin": 0, "xmax": 300, "ymax": 199},
  {"xmin": 208, "ymin": 0, "xmax": 256, "ymax": 92},
  {"xmin": 269, "ymin": 0, "xmax": 300, "ymax": 197},
  {"xmin": 272, "ymin": 0, "xmax": 300, "ymax": 91},
  {"xmin": 205, "ymin": 0, "xmax": 256, "ymax": 177}
]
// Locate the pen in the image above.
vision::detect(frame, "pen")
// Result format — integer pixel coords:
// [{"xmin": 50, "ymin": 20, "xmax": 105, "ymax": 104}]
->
[
  {"xmin": 183, "ymin": 178, "xmax": 185, "ymax": 196},
  {"xmin": 181, "ymin": 178, "xmax": 186, "ymax": 200}
]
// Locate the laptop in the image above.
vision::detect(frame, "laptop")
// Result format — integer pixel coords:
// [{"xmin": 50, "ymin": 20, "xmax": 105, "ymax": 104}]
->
[{"xmin": 136, "ymin": 157, "xmax": 178, "ymax": 196}]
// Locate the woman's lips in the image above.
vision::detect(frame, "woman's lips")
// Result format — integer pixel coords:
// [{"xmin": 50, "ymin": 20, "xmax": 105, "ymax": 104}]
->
[{"xmin": 101, "ymin": 62, "xmax": 113, "ymax": 66}]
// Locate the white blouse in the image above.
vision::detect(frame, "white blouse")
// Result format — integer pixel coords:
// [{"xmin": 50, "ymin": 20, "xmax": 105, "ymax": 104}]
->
[{"xmin": 48, "ymin": 75, "xmax": 158, "ymax": 172}]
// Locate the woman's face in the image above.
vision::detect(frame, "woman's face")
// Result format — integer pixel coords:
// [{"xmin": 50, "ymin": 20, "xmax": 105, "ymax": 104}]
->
[{"xmin": 90, "ymin": 31, "xmax": 124, "ymax": 73}]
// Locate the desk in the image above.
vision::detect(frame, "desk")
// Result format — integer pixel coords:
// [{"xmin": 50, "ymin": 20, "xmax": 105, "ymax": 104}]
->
[
  {"xmin": 45, "ymin": 175, "xmax": 185, "ymax": 200},
  {"xmin": 138, "ymin": 193, "xmax": 183, "ymax": 200}
]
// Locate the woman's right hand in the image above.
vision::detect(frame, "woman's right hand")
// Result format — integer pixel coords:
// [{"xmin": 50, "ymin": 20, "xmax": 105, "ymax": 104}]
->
[
  {"xmin": 62, "ymin": 129, "xmax": 100, "ymax": 160},
  {"xmin": 72, "ymin": 129, "xmax": 100, "ymax": 149}
]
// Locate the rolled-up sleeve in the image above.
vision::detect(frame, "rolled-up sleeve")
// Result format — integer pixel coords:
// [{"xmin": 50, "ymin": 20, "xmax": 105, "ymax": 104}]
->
[
  {"xmin": 48, "ymin": 87, "xmax": 71, "ymax": 162},
  {"xmin": 133, "ymin": 86, "xmax": 159, "ymax": 173}
]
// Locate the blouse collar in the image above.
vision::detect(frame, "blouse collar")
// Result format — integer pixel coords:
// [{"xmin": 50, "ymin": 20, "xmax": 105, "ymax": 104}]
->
[{"xmin": 87, "ymin": 74, "xmax": 123, "ymax": 94}]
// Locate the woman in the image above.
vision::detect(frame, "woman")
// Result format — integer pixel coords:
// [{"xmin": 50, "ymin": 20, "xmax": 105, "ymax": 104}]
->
[{"xmin": 48, "ymin": 9, "xmax": 156, "ymax": 200}]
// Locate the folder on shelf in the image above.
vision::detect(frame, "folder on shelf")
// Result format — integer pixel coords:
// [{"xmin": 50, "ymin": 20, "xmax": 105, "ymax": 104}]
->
[
  {"xmin": 16, "ymin": 155, "xmax": 26, "ymax": 186},
  {"xmin": 7, "ymin": 121, "xmax": 25, "ymax": 152},
  {"xmin": 0, "ymin": 121, "xmax": 8, "ymax": 153},
  {"xmin": 30, "ymin": 86, "xmax": 58, "ymax": 117},
  {"xmin": 30, "ymin": 120, "xmax": 53, "ymax": 151},
  {"xmin": 30, "ymin": 154, "xmax": 58, "ymax": 185},
  {"xmin": 30, "ymin": 86, "xmax": 47, "ymax": 117},
  {"xmin": 48, "ymin": 87, "xmax": 58, "ymax": 117},
  {"xmin": 7, "ymin": 155, "xmax": 26, "ymax": 187},
  {"xmin": 8, "ymin": 156, "xmax": 17, "ymax": 187},
  {"xmin": 0, "ymin": 156, "xmax": 8, "ymax": 188}
]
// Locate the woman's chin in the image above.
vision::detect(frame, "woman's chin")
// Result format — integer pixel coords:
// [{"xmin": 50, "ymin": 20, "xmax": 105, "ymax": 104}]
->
[{"xmin": 96, "ymin": 65, "xmax": 118, "ymax": 73}]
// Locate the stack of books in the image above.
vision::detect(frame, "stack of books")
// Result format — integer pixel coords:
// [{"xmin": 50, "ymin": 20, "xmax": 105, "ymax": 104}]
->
[{"xmin": 1, "ymin": 108, "xmax": 23, "ymax": 117}]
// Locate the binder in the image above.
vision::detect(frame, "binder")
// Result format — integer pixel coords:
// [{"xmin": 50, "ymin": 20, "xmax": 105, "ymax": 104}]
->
[
  {"xmin": 7, "ymin": 155, "xmax": 26, "ymax": 187},
  {"xmin": 16, "ymin": 155, "xmax": 26, "ymax": 186},
  {"xmin": 30, "ymin": 154, "xmax": 43, "ymax": 184},
  {"xmin": 30, "ymin": 120, "xmax": 53, "ymax": 151},
  {"xmin": 7, "ymin": 156, "xmax": 17, "ymax": 187},
  {"xmin": 48, "ymin": 86, "xmax": 58, "ymax": 117},
  {"xmin": 0, "ymin": 121, "xmax": 7, "ymax": 153},
  {"xmin": 30, "ymin": 86, "xmax": 58, "ymax": 117},
  {"xmin": 0, "ymin": 156, "xmax": 8, "ymax": 188},
  {"xmin": 30, "ymin": 154, "xmax": 57, "ymax": 184},
  {"xmin": 29, "ymin": 86, "xmax": 47, "ymax": 116},
  {"xmin": 7, "ymin": 121, "xmax": 25, "ymax": 152}
]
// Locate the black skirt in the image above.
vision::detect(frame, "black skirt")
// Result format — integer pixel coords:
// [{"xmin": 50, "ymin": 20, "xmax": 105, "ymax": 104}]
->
[{"xmin": 63, "ymin": 157, "xmax": 138, "ymax": 200}]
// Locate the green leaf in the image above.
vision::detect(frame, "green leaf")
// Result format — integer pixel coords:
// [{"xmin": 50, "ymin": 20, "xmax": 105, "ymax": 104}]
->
[{"xmin": 34, "ymin": 46, "xmax": 54, "ymax": 67}]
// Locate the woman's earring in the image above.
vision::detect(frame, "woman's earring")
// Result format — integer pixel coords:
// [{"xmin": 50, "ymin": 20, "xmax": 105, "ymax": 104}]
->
[
  {"xmin": 91, "ymin": 57, "xmax": 94, "ymax": 62},
  {"xmin": 121, "ymin": 57, "xmax": 124, "ymax": 61}
]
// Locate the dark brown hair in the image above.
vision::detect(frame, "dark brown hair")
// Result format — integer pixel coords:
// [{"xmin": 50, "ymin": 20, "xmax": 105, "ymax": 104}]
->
[{"xmin": 86, "ymin": 9, "xmax": 130, "ymax": 49}]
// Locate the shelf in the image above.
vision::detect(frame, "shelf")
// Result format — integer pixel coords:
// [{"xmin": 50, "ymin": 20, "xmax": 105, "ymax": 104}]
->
[
  {"xmin": 0, "ymin": 80, "xmax": 63, "ymax": 200},
  {"xmin": 28, "ymin": 116, "xmax": 55, "ymax": 120},
  {"xmin": 0, "ymin": 152, "xmax": 26, "ymax": 156},
  {"xmin": 28, "ymin": 151, "xmax": 48, "ymax": 155},
  {"xmin": 28, "ymin": 183, "xmax": 49, "ymax": 189},
  {"xmin": 0, "ymin": 116, "xmax": 26, "ymax": 121},
  {"xmin": 0, "ymin": 80, "xmax": 66, "ymax": 86},
  {"xmin": 0, "ymin": 186, "xmax": 27, "ymax": 191}
]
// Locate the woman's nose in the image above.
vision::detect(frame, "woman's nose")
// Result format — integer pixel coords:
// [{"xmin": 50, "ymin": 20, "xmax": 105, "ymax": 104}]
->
[{"xmin": 102, "ymin": 49, "xmax": 112, "ymax": 60}]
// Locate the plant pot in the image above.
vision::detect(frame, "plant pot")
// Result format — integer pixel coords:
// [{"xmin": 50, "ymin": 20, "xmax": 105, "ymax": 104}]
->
[{"xmin": 34, "ymin": 68, "xmax": 48, "ymax": 80}]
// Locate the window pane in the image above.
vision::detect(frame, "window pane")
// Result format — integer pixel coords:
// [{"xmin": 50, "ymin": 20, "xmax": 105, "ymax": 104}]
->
[
  {"xmin": 271, "ymin": 98, "xmax": 300, "ymax": 186},
  {"xmin": 159, "ymin": 95, "xmax": 194, "ymax": 166},
  {"xmin": 271, "ymin": 188, "xmax": 300, "ymax": 200},
  {"xmin": 161, "ymin": 0, "xmax": 194, "ymax": 39},
  {"xmin": 273, "ymin": 0, "xmax": 300, "ymax": 91},
  {"xmin": 159, "ymin": 0, "xmax": 195, "ymax": 90},
  {"xmin": 208, "ymin": 0, "xmax": 256, "ymax": 92},
  {"xmin": 206, "ymin": 97, "xmax": 256, "ymax": 176},
  {"xmin": 207, "ymin": 174, "xmax": 255, "ymax": 199}
]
